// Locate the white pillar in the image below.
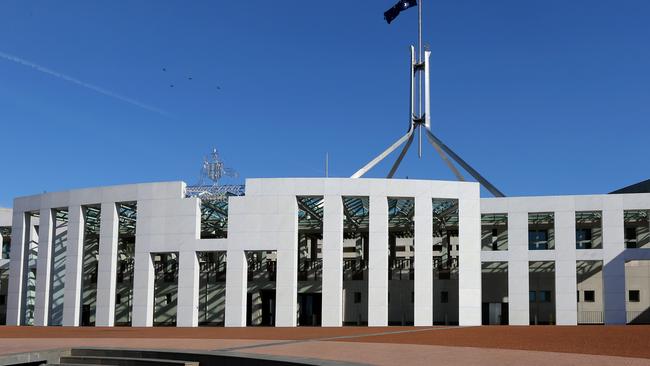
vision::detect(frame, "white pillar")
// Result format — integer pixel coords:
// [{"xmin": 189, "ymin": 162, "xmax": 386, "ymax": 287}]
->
[
  {"xmin": 225, "ymin": 250, "xmax": 247, "ymax": 327},
  {"xmin": 414, "ymin": 196, "xmax": 433, "ymax": 326},
  {"xmin": 322, "ymin": 195, "xmax": 343, "ymax": 327},
  {"xmin": 6, "ymin": 211, "xmax": 27, "ymax": 325},
  {"xmin": 368, "ymin": 195, "xmax": 388, "ymax": 326},
  {"xmin": 274, "ymin": 196, "xmax": 298, "ymax": 327},
  {"xmin": 95, "ymin": 203, "xmax": 119, "ymax": 326},
  {"xmin": 177, "ymin": 251, "xmax": 199, "ymax": 327},
  {"xmin": 602, "ymin": 208, "xmax": 626, "ymax": 324},
  {"xmin": 34, "ymin": 208, "xmax": 53, "ymax": 326},
  {"xmin": 62, "ymin": 205, "xmax": 84, "ymax": 326},
  {"xmin": 555, "ymin": 210, "xmax": 577, "ymax": 325},
  {"xmin": 507, "ymin": 211, "xmax": 530, "ymax": 325},
  {"xmin": 131, "ymin": 251, "xmax": 154, "ymax": 327},
  {"xmin": 458, "ymin": 196, "xmax": 482, "ymax": 326}
]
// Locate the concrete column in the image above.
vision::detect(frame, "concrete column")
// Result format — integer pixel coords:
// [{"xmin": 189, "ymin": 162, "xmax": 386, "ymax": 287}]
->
[
  {"xmin": 276, "ymin": 247, "xmax": 298, "ymax": 327},
  {"xmin": 602, "ymin": 208, "xmax": 626, "ymax": 324},
  {"xmin": 414, "ymin": 196, "xmax": 433, "ymax": 326},
  {"xmin": 6, "ymin": 211, "xmax": 27, "ymax": 325},
  {"xmin": 34, "ymin": 209, "xmax": 54, "ymax": 326},
  {"xmin": 274, "ymin": 196, "xmax": 298, "ymax": 327},
  {"xmin": 177, "ymin": 251, "xmax": 199, "ymax": 327},
  {"xmin": 555, "ymin": 210, "xmax": 577, "ymax": 325},
  {"xmin": 368, "ymin": 195, "xmax": 388, "ymax": 326},
  {"xmin": 131, "ymin": 251, "xmax": 154, "ymax": 327},
  {"xmin": 95, "ymin": 203, "xmax": 119, "ymax": 326},
  {"xmin": 225, "ymin": 250, "xmax": 247, "ymax": 327},
  {"xmin": 507, "ymin": 211, "xmax": 530, "ymax": 325},
  {"xmin": 458, "ymin": 197, "xmax": 482, "ymax": 326},
  {"xmin": 322, "ymin": 195, "xmax": 344, "ymax": 327},
  {"xmin": 62, "ymin": 205, "xmax": 84, "ymax": 326}
]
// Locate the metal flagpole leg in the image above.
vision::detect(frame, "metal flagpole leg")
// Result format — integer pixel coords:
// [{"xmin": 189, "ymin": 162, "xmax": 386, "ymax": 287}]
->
[
  {"xmin": 424, "ymin": 131, "xmax": 465, "ymax": 181},
  {"xmin": 424, "ymin": 127, "xmax": 505, "ymax": 197},
  {"xmin": 351, "ymin": 128, "xmax": 415, "ymax": 179},
  {"xmin": 388, "ymin": 131, "xmax": 415, "ymax": 178}
]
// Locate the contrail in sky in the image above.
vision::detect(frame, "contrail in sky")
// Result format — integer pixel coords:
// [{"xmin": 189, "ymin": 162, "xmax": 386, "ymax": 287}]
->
[{"xmin": 0, "ymin": 50, "xmax": 168, "ymax": 116}]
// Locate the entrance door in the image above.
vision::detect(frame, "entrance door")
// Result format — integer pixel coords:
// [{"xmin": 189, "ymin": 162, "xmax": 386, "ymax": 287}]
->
[
  {"xmin": 81, "ymin": 304, "xmax": 91, "ymax": 326},
  {"xmin": 298, "ymin": 293, "xmax": 322, "ymax": 326},
  {"xmin": 489, "ymin": 303, "xmax": 502, "ymax": 325},
  {"xmin": 261, "ymin": 290, "xmax": 276, "ymax": 326}
]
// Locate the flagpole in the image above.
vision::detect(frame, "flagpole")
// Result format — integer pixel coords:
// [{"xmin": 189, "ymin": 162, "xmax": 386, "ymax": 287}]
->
[{"xmin": 418, "ymin": 0, "xmax": 423, "ymax": 158}]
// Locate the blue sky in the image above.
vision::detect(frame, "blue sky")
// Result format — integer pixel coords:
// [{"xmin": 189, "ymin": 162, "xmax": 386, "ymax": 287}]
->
[{"xmin": 0, "ymin": 0, "xmax": 649, "ymax": 206}]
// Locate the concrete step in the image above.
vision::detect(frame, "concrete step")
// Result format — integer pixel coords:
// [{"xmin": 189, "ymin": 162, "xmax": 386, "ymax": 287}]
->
[{"xmin": 59, "ymin": 356, "xmax": 198, "ymax": 366}]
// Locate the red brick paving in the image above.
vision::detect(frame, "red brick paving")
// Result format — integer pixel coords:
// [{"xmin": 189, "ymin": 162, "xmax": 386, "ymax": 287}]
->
[{"xmin": 0, "ymin": 325, "xmax": 648, "ymax": 359}]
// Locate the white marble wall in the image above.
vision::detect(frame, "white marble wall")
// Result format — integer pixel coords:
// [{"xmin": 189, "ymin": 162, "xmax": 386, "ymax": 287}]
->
[{"xmin": 481, "ymin": 193, "xmax": 650, "ymax": 325}]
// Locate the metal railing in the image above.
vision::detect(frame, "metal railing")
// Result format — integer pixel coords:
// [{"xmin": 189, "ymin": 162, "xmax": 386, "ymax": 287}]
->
[
  {"xmin": 627, "ymin": 311, "xmax": 650, "ymax": 324},
  {"xmin": 343, "ymin": 259, "xmax": 366, "ymax": 280},
  {"xmin": 199, "ymin": 262, "xmax": 227, "ymax": 282},
  {"xmin": 298, "ymin": 259, "xmax": 322, "ymax": 281},
  {"xmin": 577, "ymin": 311, "xmax": 603, "ymax": 324}
]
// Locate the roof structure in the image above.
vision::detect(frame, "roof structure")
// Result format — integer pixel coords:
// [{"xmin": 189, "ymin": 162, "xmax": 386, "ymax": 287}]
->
[{"xmin": 610, "ymin": 179, "xmax": 650, "ymax": 194}]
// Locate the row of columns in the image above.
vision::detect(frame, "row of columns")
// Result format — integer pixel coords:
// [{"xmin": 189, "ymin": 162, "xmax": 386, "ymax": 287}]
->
[
  {"xmin": 504, "ymin": 209, "xmax": 627, "ymax": 325},
  {"xmin": 9, "ymin": 205, "xmax": 124, "ymax": 326},
  {"xmin": 9, "ymin": 193, "xmax": 481, "ymax": 327},
  {"xmin": 224, "ymin": 194, "xmax": 480, "ymax": 327}
]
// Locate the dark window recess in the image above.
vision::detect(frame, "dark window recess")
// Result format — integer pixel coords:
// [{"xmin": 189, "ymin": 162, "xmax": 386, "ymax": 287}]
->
[
  {"xmin": 529, "ymin": 230, "xmax": 549, "ymax": 250},
  {"xmin": 492, "ymin": 228, "xmax": 498, "ymax": 237},
  {"xmin": 440, "ymin": 291, "xmax": 449, "ymax": 303},
  {"xmin": 0, "ymin": 295, "xmax": 5, "ymax": 305},
  {"xmin": 576, "ymin": 229, "xmax": 592, "ymax": 249},
  {"xmin": 438, "ymin": 270, "xmax": 451, "ymax": 280},
  {"xmin": 584, "ymin": 290, "xmax": 595, "ymax": 302},
  {"xmin": 115, "ymin": 294, "xmax": 122, "ymax": 305},
  {"xmin": 388, "ymin": 293, "xmax": 390, "ymax": 304},
  {"xmin": 432, "ymin": 244, "xmax": 443, "ymax": 252},
  {"xmin": 577, "ymin": 291, "xmax": 580, "ymax": 303},
  {"xmin": 625, "ymin": 227, "xmax": 637, "ymax": 240},
  {"xmin": 539, "ymin": 290, "xmax": 552, "ymax": 303},
  {"xmin": 629, "ymin": 290, "xmax": 640, "ymax": 302},
  {"xmin": 411, "ymin": 291, "xmax": 414, "ymax": 303},
  {"xmin": 625, "ymin": 228, "xmax": 637, "ymax": 248},
  {"xmin": 529, "ymin": 291, "xmax": 536, "ymax": 303},
  {"xmin": 166, "ymin": 293, "xmax": 173, "ymax": 305},
  {"xmin": 354, "ymin": 292, "xmax": 362, "ymax": 304}
]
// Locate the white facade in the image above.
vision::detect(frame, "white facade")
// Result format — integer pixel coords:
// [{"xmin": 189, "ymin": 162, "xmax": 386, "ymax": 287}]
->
[{"xmin": 1, "ymin": 178, "xmax": 649, "ymax": 327}]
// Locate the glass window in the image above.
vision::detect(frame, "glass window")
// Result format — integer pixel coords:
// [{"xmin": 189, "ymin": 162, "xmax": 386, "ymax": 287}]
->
[
  {"xmin": 584, "ymin": 290, "xmax": 595, "ymax": 302},
  {"xmin": 629, "ymin": 290, "xmax": 640, "ymax": 302},
  {"xmin": 529, "ymin": 230, "xmax": 549, "ymax": 250},
  {"xmin": 441, "ymin": 291, "xmax": 449, "ymax": 303},
  {"xmin": 625, "ymin": 227, "xmax": 637, "ymax": 248},
  {"xmin": 354, "ymin": 292, "xmax": 362, "ymax": 304},
  {"xmin": 529, "ymin": 291, "xmax": 536, "ymax": 303},
  {"xmin": 576, "ymin": 229, "xmax": 593, "ymax": 249},
  {"xmin": 539, "ymin": 290, "xmax": 552, "ymax": 303}
]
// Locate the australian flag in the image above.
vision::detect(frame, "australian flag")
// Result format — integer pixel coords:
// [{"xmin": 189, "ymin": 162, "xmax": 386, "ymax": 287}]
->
[{"xmin": 384, "ymin": 0, "xmax": 417, "ymax": 24}]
